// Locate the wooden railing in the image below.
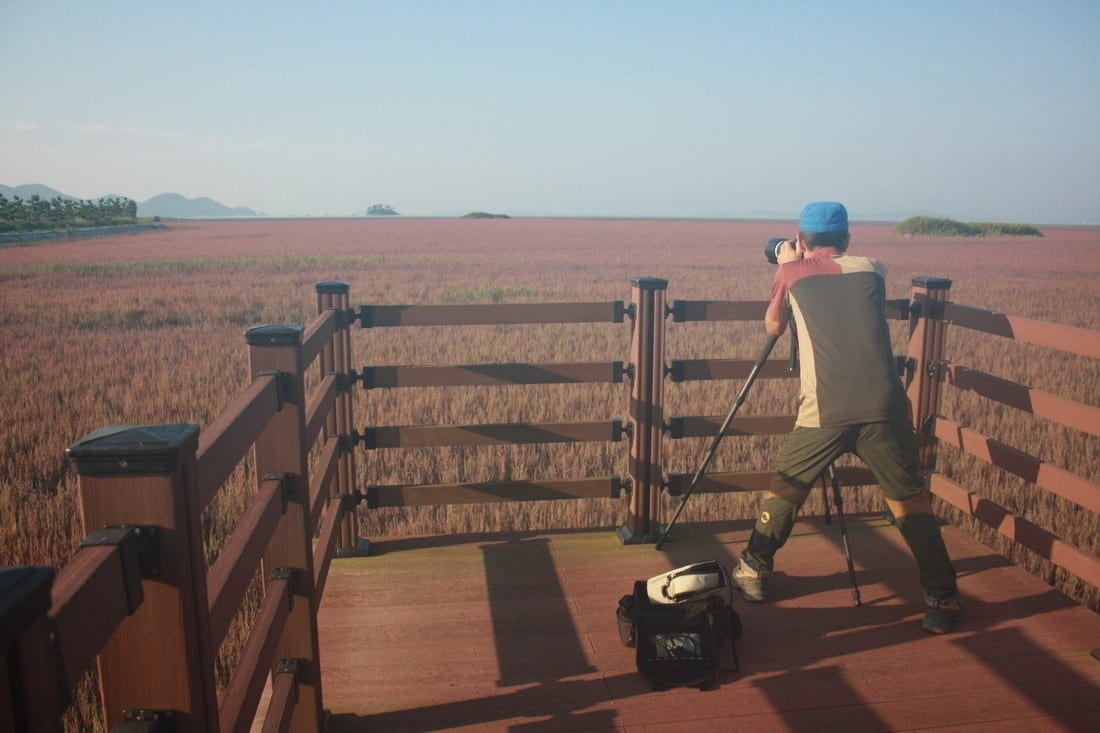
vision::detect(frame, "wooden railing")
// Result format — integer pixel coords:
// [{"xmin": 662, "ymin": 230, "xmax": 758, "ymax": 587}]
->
[
  {"xmin": 2, "ymin": 276, "xmax": 1097, "ymax": 732},
  {"xmin": 927, "ymin": 300, "xmax": 1100, "ymax": 589}
]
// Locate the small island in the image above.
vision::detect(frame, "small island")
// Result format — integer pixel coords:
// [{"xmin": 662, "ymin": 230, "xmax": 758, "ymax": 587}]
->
[
  {"xmin": 462, "ymin": 211, "xmax": 510, "ymax": 219},
  {"xmin": 366, "ymin": 204, "xmax": 399, "ymax": 216},
  {"xmin": 896, "ymin": 216, "xmax": 1042, "ymax": 237}
]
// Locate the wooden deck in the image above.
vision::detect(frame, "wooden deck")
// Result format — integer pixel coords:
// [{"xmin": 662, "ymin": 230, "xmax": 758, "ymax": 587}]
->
[{"xmin": 315, "ymin": 515, "xmax": 1100, "ymax": 732}]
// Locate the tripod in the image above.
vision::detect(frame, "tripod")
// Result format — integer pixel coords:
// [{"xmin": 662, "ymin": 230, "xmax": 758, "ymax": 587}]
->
[{"xmin": 655, "ymin": 333, "xmax": 862, "ymax": 607}]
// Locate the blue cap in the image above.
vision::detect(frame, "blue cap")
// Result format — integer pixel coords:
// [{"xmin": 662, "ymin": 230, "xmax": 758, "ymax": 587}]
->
[{"xmin": 799, "ymin": 201, "xmax": 848, "ymax": 233}]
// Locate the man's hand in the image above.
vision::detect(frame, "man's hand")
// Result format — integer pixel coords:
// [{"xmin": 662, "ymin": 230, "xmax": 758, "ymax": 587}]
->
[{"xmin": 776, "ymin": 239, "xmax": 802, "ymax": 264}]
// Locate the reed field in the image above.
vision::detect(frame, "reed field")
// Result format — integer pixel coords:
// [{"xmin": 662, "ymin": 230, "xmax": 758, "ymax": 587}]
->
[{"xmin": 1, "ymin": 218, "xmax": 1097, "ymax": 727}]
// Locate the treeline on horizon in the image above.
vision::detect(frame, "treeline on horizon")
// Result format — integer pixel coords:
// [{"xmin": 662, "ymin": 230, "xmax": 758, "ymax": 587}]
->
[
  {"xmin": 0, "ymin": 193, "xmax": 139, "ymax": 232},
  {"xmin": 896, "ymin": 216, "xmax": 1043, "ymax": 237}
]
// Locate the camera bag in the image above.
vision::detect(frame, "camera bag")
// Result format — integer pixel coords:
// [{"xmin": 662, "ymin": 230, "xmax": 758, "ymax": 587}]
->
[{"xmin": 617, "ymin": 560, "xmax": 741, "ymax": 689}]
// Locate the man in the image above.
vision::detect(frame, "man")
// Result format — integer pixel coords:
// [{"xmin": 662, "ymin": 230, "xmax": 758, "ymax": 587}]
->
[{"xmin": 733, "ymin": 201, "xmax": 961, "ymax": 634}]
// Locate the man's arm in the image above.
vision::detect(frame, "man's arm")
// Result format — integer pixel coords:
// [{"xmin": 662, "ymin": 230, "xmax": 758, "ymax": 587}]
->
[
  {"xmin": 765, "ymin": 266, "xmax": 791, "ymax": 335},
  {"xmin": 764, "ymin": 239, "xmax": 800, "ymax": 335},
  {"xmin": 765, "ymin": 312, "xmax": 787, "ymax": 335}
]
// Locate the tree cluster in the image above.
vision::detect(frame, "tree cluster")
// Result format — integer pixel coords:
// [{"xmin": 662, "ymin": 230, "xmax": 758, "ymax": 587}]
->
[
  {"xmin": 896, "ymin": 216, "xmax": 1042, "ymax": 237},
  {"xmin": 0, "ymin": 194, "xmax": 139, "ymax": 232},
  {"xmin": 366, "ymin": 204, "xmax": 399, "ymax": 216}
]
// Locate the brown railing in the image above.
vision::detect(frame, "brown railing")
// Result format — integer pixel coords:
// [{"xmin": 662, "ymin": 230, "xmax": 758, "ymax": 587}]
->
[
  {"xmin": 927, "ymin": 299, "xmax": 1100, "ymax": 589},
  {"xmin": 2, "ymin": 276, "xmax": 1097, "ymax": 732}
]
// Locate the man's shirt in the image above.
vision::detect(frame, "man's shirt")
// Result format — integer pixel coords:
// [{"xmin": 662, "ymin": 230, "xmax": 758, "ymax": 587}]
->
[{"xmin": 766, "ymin": 248, "xmax": 909, "ymax": 428}]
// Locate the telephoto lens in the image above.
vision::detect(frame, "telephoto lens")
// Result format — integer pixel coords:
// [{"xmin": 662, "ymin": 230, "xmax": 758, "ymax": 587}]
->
[{"xmin": 765, "ymin": 237, "xmax": 790, "ymax": 265}]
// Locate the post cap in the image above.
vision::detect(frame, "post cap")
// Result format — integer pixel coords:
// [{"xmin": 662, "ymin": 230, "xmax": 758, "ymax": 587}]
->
[
  {"xmin": 630, "ymin": 276, "xmax": 669, "ymax": 290},
  {"xmin": 315, "ymin": 281, "xmax": 350, "ymax": 295},
  {"xmin": 911, "ymin": 276, "xmax": 952, "ymax": 290},
  {"xmin": 245, "ymin": 324, "xmax": 304, "ymax": 346},
  {"xmin": 66, "ymin": 424, "xmax": 199, "ymax": 475}
]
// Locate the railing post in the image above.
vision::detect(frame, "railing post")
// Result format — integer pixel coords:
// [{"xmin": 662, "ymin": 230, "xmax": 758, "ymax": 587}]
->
[
  {"xmin": 245, "ymin": 325, "xmax": 324, "ymax": 732},
  {"xmin": 1, "ymin": 567, "xmax": 63, "ymax": 733},
  {"xmin": 619, "ymin": 277, "xmax": 668, "ymax": 544},
  {"xmin": 907, "ymin": 277, "xmax": 953, "ymax": 473},
  {"xmin": 315, "ymin": 281, "xmax": 366, "ymax": 556},
  {"xmin": 64, "ymin": 424, "xmax": 219, "ymax": 732}
]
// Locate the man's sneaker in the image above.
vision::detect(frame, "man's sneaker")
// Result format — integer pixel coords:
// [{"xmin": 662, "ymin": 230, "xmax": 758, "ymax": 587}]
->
[
  {"xmin": 733, "ymin": 560, "xmax": 768, "ymax": 603},
  {"xmin": 923, "ymin": 592, "xmax": 961, "ymax": 634}
]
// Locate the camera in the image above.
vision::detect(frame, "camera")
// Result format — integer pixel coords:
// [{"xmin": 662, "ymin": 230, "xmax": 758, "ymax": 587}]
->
[{"xmin": 764, "ymin": 237, "xmax": 793, "ymax": 265}]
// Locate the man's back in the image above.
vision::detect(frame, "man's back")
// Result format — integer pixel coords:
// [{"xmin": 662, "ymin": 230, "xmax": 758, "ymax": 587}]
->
[{"xmin": 778, "ymin": 253, "xmax": 908, "ymax": 428}]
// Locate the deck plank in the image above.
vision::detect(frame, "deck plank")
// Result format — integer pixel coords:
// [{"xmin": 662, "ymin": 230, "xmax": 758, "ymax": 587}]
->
[{"xmin": 318, "ymin": 516, "xmax": 1100, "ymax": 732}]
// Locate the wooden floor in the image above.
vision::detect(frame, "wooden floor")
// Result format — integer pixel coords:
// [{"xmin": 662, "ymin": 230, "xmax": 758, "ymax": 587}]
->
[{"xmin": 316, "ymin": 515, "xmax": 1100, "ymax": 732}]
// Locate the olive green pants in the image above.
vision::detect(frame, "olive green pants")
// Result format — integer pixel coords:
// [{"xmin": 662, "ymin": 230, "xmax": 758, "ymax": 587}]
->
[{"xmin": 742, "ymin": 421, "xmax": 957, "ymax": 598}]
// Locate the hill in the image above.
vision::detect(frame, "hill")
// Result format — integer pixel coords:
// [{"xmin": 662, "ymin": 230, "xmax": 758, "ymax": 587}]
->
[
  {"xmin": 0, "ymin": 183, "xmax": 76, "ymax": 201},
  {"xmin": 1, "ymin": 184, "xmax": 256, "ymax": 219},
  {"xmin": 138, "ymin": 193, "xmax": 257, "ymax": 218}
]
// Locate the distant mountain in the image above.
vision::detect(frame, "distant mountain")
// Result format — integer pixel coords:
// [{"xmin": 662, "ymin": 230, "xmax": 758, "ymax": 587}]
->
[
  {"xmin": 0, "ymin": 183, "xmax": 77, "ymax": 201},
  {"xmin": 138, "ymin": 193, "xmax": 256, "ymax": 218},
  {"xmin": 0, "ymin": 184, "xmax": 256, "ymax": 218}
]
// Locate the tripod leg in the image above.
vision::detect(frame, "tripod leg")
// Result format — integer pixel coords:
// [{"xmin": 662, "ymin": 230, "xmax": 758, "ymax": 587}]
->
[
  {"xmin": 655, "ymin": 334, "xmax": 780, "ymax": 551},
  {"xmin": 821, "ymin": 474, "xmax": 832, "ymax": 525},
  {"xmin": 827, "ymin": 464, "xmax": 862, "ymax": 607}
]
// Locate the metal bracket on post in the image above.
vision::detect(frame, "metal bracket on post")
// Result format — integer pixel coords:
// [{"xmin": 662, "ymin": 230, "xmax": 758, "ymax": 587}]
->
[
  {"xmin": 276, "ymin": 658, "xmax": 306, "ymax": 693},
  {"xmin": 357, "ymin": 484, "xmax": 380, "ymax": 509},
  {"xmin": 356, "ymin": 305, "xmax": 373, "ymax": 328},
  {"xmin": 257, "ymin": 370, "xmax": 291, "ymax": 410},
  {"xmin": 263, "ymin": 472, "xmax": 294, "ymax": 510},
  {"xmin": 926, "ymin": 360, "xmax": 950, "ymax": 381},
  {"xmin": 327, "ymin": 370, "xmax": 350, "ymax": 393},
  {"xmin": 921, "ymin": 414, "xmax": 944, "ymax": 440},
  {"xmin": 112, "ymin": 709, "xmax": 176, "ymax": 733},
  {"xmin": 268, "ymin": 567, "xmax": 299, "ymax": 610},
  {"xmin": 81, "ymin": 525, "xmax": 160, "ymax": 614},
  {"xmin": 610, "ymin": 475, "xmax": 627, "ymax": 499}
]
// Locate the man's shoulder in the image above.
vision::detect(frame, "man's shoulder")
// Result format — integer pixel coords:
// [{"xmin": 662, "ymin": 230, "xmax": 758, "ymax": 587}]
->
[{"xmin": 834, "ymin": 255, "xmax": 886, "ymax": 277}]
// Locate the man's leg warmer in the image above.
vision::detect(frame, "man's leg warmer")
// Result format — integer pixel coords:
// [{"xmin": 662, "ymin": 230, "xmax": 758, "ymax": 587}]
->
[
  {"xmin": 894, "ymin": 512, "xmax": 958, "ymax": 598},
  {"xmin": 742, "ymin": 494, "xmax": 803, "ymax": 573}
]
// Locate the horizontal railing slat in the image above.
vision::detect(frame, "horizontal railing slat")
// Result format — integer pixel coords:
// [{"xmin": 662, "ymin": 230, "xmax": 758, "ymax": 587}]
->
[
  {"xmin": 930, "ymin": 473, "xmax": 1100, "ymax": 588},
  {"xmin": 310, "ymin": 437, "xmax": 342, "ymax": 527},
  {"xmin": 301, "ymin": 309, "xmax": 338, "ymax": 366},
  {"xmin": 313, "ymin": 496, "xmax": 346, "ymax": 599},
  {"xmin": 933, "ymin": 417, "xmax": 1100, "ymax": 513},
  {"xmin": 668, "ymin": 358, "xmax": 795, "ymax": 382},
  {"xmin": 366, "ymin": 476, "xmax": 624, "ymax": 507},
  {"xmin": 669, "ymin": 355, "xmax": 908, "ymax": 382},
  {"xmin": 360, "ymin": 301, "xmax": 625, "ymax": 327},
  {"xmin": 362, "ymin": 420, "xmax": 624, "ymax": 448},
  {"xmin": 361, "ymin": 361, "xmax": 625, "ymax": 388},
  {"xmin": 664, "ymin": 466, "xmax": 877, "ymax": 495},
  {"xmin": 48, "ymin": 545, "xmax": 135, "ymax": 695},
  {"xmin": 667, "ymin": 415, "xmax": 795, "ymax": 439},
  {"xmin": 670, "ymin": 299, "xmax": 911, "ymax": 323},
  {"xmin": 196, "ymin": 375, "xmax": 282, "ymax": 510},
  {"xmin": 670, "ymin": 299, "xmax": 768, "ymax": 322},
  {"xmin": 207, "ymin": 476, "xmax": 285, "ymax": 648},
  {"xmin": 304, "ymin": 373, "xmax": 339, "ymax": 449},
  {"xmin": 945, "ymin": 365, "xmax": 1100, "ymax": 437},
  {"xmin": 259, "ymin": 666, "xmax": 298, "ymax": 733},
  {"xmin": 219, "ymin": 576, "xmax": 292, "ymax": 733},
  {"xmin": 944, "ymin": 302, "xmax": 1100, "ymax": 358}
]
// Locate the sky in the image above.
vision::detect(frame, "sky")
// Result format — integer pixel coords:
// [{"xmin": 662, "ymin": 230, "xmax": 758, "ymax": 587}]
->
[{"xmin": 2, "ymin": 1, "xmax": 1098, "ymax": 223}]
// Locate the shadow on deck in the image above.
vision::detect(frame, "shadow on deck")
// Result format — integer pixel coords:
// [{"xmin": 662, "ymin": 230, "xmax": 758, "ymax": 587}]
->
[{"xmin": 317, "ymin": 516, "xmax": 1100, "ymax": 732}]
